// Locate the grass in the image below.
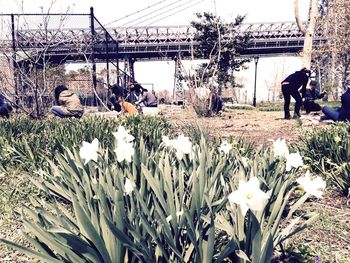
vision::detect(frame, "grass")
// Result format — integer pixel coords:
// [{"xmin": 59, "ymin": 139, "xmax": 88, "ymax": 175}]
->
[
  {"xmin": 288, "ymin": 191, "xmax": 350, "ymax": 263},
  {"xmin": 0, "ymin": 171, "xmax": 36, "ymax": 262},
  {"xmin": 256, "ymin": 101, "xmax": 341, "ymax": 112}
]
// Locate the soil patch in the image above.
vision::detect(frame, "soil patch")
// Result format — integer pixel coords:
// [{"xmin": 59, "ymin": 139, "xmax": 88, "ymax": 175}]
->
[{"xmin": 161, "ymin": 106, "xmax": 326, "ymax": 145}]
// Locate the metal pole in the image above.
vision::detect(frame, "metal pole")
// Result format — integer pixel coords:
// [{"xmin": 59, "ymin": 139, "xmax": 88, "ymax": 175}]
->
[
  {"xmin": 116, "ymin": 41, "xmax": 120, "ymax": 86},
  {"xmin": 11, "ymin": 14, "xmax": 18, "ymax": 104},
  {"xmin": 172, "ymin": 56, "xmax": 178, "ymax": 101},
  {"xmin": 253, "ymin": 56, "xmax": 259, "ymax": 107},
  {"xmin": 105, "ymin": 31, "xmax": 110, "ymax": 88},
  {"xmin": 90, "ymin": 7, "xmax": 97, "ymax": 105}
]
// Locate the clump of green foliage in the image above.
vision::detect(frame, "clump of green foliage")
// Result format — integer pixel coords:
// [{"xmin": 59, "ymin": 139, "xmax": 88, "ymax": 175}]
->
[
  {"xmin": 0, "ymin": 115, "xmax": 173, "ymax": 171},
  {"xmin": 298, "ymin": 122, "xmax": 350, "ymax": 196}
]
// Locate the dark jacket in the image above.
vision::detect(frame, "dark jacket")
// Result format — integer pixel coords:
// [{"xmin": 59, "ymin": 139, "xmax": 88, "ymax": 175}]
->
[
  {"xmin": 304, "ymin": 88, "xmax": 325, "ymax": 101},
  {"xmin": 338, "ymin": 89, "xmax": 350, "ymax": 121},
  {"xmin": 138, "ymin": 91, "xmax": 158, "ymax": 107},
  {"xmin": 0, "ymin": 95, "xmax": 13, "ymax": 118},
  {"xmin": 281, "ymin": 70, "xmax": 309, "ymax": 97}
]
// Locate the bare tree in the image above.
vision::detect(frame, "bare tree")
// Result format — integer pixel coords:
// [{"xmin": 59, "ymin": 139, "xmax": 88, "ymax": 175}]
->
[{"xmin": 312, "ymin": 0, "xmax": 350, "ymax": 98}]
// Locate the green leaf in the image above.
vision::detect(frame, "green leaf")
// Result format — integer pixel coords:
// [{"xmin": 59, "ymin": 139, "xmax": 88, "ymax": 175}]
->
[
  {"xmin": 235, "ymin": 250, "xmax": 251, "ymax": 262},
  {"xmin": 71, "ymin": 194, "xmax": 112, "ymax": 263}
]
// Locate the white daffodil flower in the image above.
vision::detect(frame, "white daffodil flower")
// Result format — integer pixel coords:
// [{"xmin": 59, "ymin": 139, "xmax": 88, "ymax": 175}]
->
[
  {"xmin": 114, "ymin": 141, "xmax": 134, "ymax": 163},
  {"xmin": 219, "ymin": 140, "xmax": 232, "ymax": 155},
  {"xmin": 272, "ymin": 138, "xmax": 289, "ymax": 158},
  {"xmin": 241, "ymin": 157, "xmax": 249, "ymax": 168},
  {"xmin": 79, "ymin": 138, "xmax": 99, "ymax": 165},
  {"xmin": 286, "ymin": 152, "xmax": 303, "ymax": 171},
  {"xmin": 173, "ymin": 134, "xmax": 192, "ymax": 160},
  {"xmin": 162, "ymin": 135, "xmax": 175, "ymax": 147},
  {"xmin": 112, "ymin": 126, "xmax": 135, "ymax": 143},
  {"xmin": 124, "ymin": 178, "xmax": 134, "ymax": 195},
  {"xmin": 296, "ymin": 171, "xmax": 326, "ymax": 198},
  {"xmin": 162, "ymin": 134, "xmax": 192, "ymax": 160},
  {"xmin": 228, "ymin": 177, "xmax": 270, "ymax": 216}
]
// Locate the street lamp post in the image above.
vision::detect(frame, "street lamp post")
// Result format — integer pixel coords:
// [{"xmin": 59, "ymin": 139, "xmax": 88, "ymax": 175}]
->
[{"xmin": 253, "ymin": 56, "xmax": 259, "ymax": 107}]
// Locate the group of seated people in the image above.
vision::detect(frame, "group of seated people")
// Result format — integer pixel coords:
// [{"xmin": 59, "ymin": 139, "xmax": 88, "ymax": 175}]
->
[
  {"xmin": 1, "ymin": 81, "xmax": 350, "ymax": 122},
  {"xmin": 50, "ymin": 82, "xmax": 158, "ymax": 118},
  {"xmin": 107, "ymin": 82, "xmax": 158, "ymax": 114}
]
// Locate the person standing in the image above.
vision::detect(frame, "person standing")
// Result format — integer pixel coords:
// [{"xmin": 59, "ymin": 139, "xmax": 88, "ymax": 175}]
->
[
  {"xmin": 51, "ymin": 85, "xmax": 84, "ymax": 118},
  {"xmin": 281, "ymin": 67, "xmax": 311, "ymax": 119}
]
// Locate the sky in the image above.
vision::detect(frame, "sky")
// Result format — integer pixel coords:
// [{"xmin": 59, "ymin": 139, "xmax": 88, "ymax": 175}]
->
[{"xmin": 0, "ymin": 0, "xmax": 310, "ymax": 102}]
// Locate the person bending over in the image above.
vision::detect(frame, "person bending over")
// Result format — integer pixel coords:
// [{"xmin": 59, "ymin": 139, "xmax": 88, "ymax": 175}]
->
[
  {"xmin": 127, "ymin": 82, "xmax": 143, "ymax": 104},
  {"xmin": 109, "ymin": 84, "xmax": 138, "ymax": 115},
  {"xmin": 51, "ymin": 85, "xmax": 84, "ymax": 118},
  {"xmin": 281, "ymin": 67, "xmax": 310, "ymax": 119},
  {"xmin": 135, "ymin": 88, "xmax": 158, "ymax": 108}
]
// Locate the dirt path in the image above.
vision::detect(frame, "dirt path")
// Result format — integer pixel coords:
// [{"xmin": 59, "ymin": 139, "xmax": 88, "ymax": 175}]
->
[{"xmin": 162, "ymin": 106, "xmax": 323, "ymax": 145}]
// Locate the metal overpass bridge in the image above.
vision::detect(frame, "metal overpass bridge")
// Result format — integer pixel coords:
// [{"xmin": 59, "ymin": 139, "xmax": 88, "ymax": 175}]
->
[{"xmin": 13, "ymin": 22, "xmax": 324, "ymax": 64}]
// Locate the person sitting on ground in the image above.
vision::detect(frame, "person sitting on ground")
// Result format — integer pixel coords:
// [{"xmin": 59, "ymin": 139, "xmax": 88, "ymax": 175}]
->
[
  {"xmin": 0, "ymin": 94, "xmax": 13, "ymax": 119},
  {"xmin": 207, "ymin": 91, "xmax": 224, "ymax": 115},
  {"xmin": 320, "ymin": 84, "xmax": 350, "ymax": 122},
  {"xmin": 51, "ymin": 85, "xmax": 84, "ymax": 118},
  {"xmin": 303, "ymin": 80, "xmax": 326, "ymax": 114},
  {"xmin": 109, "ymin": 84, "xmax": 138, "ymax": 115},
  {"xmin": 281, "ymin": 67, "xmax": 311, "ymax": 119},
  {"xmin": 135, "ymin": 88, "xmax": 158, "ymax": 108},
  {"xmin": 127, "ymin": 82, "xmax": 143, "ymax": 104}
]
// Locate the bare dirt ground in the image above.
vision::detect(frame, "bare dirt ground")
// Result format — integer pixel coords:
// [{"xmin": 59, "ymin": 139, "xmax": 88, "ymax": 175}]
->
[{"xmin": 160, "ymin": 106, "xmax": 324, "ymax": 145}]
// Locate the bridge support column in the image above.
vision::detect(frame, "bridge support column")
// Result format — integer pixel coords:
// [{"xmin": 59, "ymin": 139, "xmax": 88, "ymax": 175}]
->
[
  {"xmin": 90, "ymin": 7, "xmax": 97, "ymax": 105},
  {"xmin": 173, "ymin": 55, "xmax": 184, "ymax": 105},
  {"xmin": 129, "ymin": 58, "xmax": 135, "ymax": 83},
  {"xmin": 122, "ymin": 56, "xmax": 135, "ymax": 85}
]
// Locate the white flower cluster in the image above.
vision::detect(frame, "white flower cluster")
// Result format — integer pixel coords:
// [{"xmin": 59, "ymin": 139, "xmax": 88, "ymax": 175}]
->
[
  {"xmin": 227, "ymin": 138, "xmax": 326, "ymax": 215},
  {"xmin": 272, "ymin": 138, "xmax": 303, "ymax": 171},
  {"xmin": 162, "ymin": 134, "xmax": 192, "ymax": 160},
  {"xmin": 78, "ymin": 125, "xmax": 135, "ymax": 195},
  {"xmin": 112, "ymin": 126, "xmax": 135, "ymax": 163}
]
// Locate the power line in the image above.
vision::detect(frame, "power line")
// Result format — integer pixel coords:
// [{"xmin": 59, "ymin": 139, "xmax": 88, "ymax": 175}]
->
[
  {"xmin": 119, "ymin": 0, "xmax": 191, "ymax": 27},
  {"xmin": 144, "ymin": 0, "xmax": 204, "ymax": 27},
  {"xmin": 103, "ymin": 0, "xmax": 170, "ymax": 27}
]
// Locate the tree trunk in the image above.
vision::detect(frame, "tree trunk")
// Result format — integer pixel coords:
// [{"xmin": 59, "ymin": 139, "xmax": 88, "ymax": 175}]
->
[{"xmin": 294, "ymin": 0, "xmax": 318, "ymax": 69}]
